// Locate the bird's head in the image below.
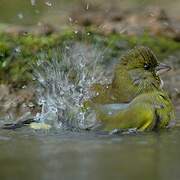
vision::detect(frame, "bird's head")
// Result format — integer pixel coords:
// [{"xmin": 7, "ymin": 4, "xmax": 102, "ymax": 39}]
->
[{"xmin": 114, "ymin": 46, "xmax": 171, "ymax": 92}]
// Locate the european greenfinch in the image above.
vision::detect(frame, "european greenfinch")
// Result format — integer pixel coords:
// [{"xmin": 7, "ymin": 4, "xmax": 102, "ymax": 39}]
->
[{"xmin": 91, "ymin": 46, "xmax": 175, "ymax": 131}]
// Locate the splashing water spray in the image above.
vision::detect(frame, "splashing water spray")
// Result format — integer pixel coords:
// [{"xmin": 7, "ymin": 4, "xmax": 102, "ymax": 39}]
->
[{"xmin": 33, "ymin": 43, "xmax": 111, "ymax": 130}]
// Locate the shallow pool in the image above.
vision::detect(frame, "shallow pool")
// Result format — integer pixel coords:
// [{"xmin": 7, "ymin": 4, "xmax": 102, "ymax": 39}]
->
[{"xmin": 0, "ymin": 125, "xmax": 180, "ymax": 180}]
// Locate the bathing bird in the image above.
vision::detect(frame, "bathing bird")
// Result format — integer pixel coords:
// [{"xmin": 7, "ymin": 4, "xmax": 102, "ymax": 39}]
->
[{"xmin": 90, "ymin": 46, "xmax": 175, "ymax": 131}]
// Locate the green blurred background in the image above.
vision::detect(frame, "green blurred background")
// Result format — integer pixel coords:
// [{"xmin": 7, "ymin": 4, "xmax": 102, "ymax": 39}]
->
[{"xmin": 0, "ymin": 0, "xmax": 179, "ymax": 25}]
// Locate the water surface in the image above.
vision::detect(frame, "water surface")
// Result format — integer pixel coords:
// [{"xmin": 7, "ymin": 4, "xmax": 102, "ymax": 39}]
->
[{"xmin": 0, "ymin": 127, "xmax": 180, "ymax": 180}]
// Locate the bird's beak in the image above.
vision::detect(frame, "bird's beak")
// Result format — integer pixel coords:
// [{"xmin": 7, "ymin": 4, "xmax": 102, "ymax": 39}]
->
[{"xmin": 156, "ymin": 63, "xmax": 171, "ymax": 75}]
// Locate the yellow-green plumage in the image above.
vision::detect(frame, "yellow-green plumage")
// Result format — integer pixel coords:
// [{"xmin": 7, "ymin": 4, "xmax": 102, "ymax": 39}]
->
[
  {"xmin": 90, "ymin": 46, "xmax": 175, "ymax": 131},
  {"xmin": 96, "ymin": 91, "xmax": 175, "ymax": 131}
]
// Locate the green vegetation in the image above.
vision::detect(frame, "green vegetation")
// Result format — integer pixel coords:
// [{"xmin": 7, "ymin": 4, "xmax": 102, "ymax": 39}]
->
[{"xmin": 0, "ymin": 29, "xmax": 180, "ymax": 85}]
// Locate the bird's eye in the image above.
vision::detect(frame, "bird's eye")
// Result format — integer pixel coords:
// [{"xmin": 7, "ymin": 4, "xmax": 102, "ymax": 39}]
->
[{"xmin": 144, "ymin": 64, "xmax": 150, "ymax": 70}]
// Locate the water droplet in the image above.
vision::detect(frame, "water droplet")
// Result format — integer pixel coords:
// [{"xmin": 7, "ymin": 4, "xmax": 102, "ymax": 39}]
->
[
  {"xmin": 74, "ymin": 30, "xmax": 78, "ymax": 34},
  {"xmin": 163, "ymin": 22, "xmax": 169, "ymax": 26},
  {"xmin": 149, "ymin": 13, "xmax": 155, "ymax": 17},
  {"xmin": 68, "ymin": 17, "xmax": 73, "ymax": 22},
  {"xmin": 37, "ymin": 59, "xmax": 43, "ymax": 66},
  {"xmin": 174, "ymin": 88, "xmax": 179, "ymax": 93},
  {"xmin": 65, "ymin": 46, "xmax": 70, "ymax": 50},
  {"xmin": 38, "ymin": 98, "xmax": 46, "ymax": 105},
  {"xmin": 86, "ymin": 3, "xmax": 89, "ymax": 10},
  {"xmin": 108, "ymin": 111, "xmax": 113, "ymax": 115},
  {"xmin": 22, "ymin": 85, "xmax": 27, "ymax": 89},
  {"xmin": 31, "ymin": 0, "xmax": 36, "ymax": 6},
  {"xmin": 2, "ymin": 61, "xmax": 7, "ymax": 68},
  {"xmin": 15, "ymin": 46, "xmax": 21, "ymax": 53},
  {"xmin": 22, "ymin": 103, "xmax": 27, "ymax": 108},
  {"xmin": 96, "ymin": 92, "xmax": 99, "ymax": 96},
  {"xmin": 17, "ymin": 13, "xmax": 23, "ymax": 19},
  {"xmin": 87, "ymin": 32, "xmax": 90, "ymax": 36},
  {"xmin": 60, "ymin": 91, "xmax": 64, "ymax": 96},
  {"xmin": 101, "ymin": 25, "xmax": 106, "ymax": 29},
  {"xmin": 45, "ymin": 1, "xmax": 52, "ymax": 7},
  {"xmin": 28, "ymin": 102, "xmax": 35, "ymax": 107},
  {"xmin": 34, "ymin": 113, "xmax": 41, "ymax": 121}
]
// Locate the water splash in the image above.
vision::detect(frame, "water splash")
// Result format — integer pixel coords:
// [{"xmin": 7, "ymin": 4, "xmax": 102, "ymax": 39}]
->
[{"xmin": 34, "ymin": 43, "xmax": 111, "ymax": 130}]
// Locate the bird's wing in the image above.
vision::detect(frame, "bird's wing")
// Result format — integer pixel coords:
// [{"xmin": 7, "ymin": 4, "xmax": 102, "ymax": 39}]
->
[{"xmin": 96, "ymin": 102, "xmax": 155, "ymax": 131}]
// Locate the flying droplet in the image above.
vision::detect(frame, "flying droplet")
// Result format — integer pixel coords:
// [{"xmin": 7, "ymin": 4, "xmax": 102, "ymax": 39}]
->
[
  {"xmin": 86, "ymin": 3, "xmax": 89, "ymax": 10},
  {"xmin": 45, "ymin": 1, "xmax": 52, "ymax": 7},
  {"xmin": 163, "ymin": 22, "xmax": 169, "ymax": 26},
  {"xmin": 68, "ymin": 17, "xmax": 73, "ymax": 22},
  {"xmin": 15, "ymin": 46, "xmax": 21, "ymax": 53},
  {"xmin": 74, "ymin": 30, "xmax": 78, "ymax": 34},
  {"xmin": 108, "ymin": 111, "xmax": 113, "ymax": 115},
  {"xmin": 174, "ymin": 88, "xmax": 179, "ymax": 93},
  {"xmin": 96, "ymin": 92, "xmax": 99, "ymax": 96},
  {"xmin": 31, "ymin": 0, "xmax": 36, "ymax": 6},
  {"xmin": 17, "ymin": 13, "xmax": 23, "ymax": 19},
  {"xmin": 22, "ymin": 103, "xmax": 27, "ymax": 108},
  {"xmin": 22, "ymin": 85, "xmax": 27, "ymax": 89},
  {"xmin": 149, "ymin": 13, "xmax": 155, "ymax": 17},
  {"xmin": 60, "ymin": 91, "xmax": 64, "ymax": 96},
  {"xmin": 28, "ymin": 102, "xmax": 35, "ymax": 108}
]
